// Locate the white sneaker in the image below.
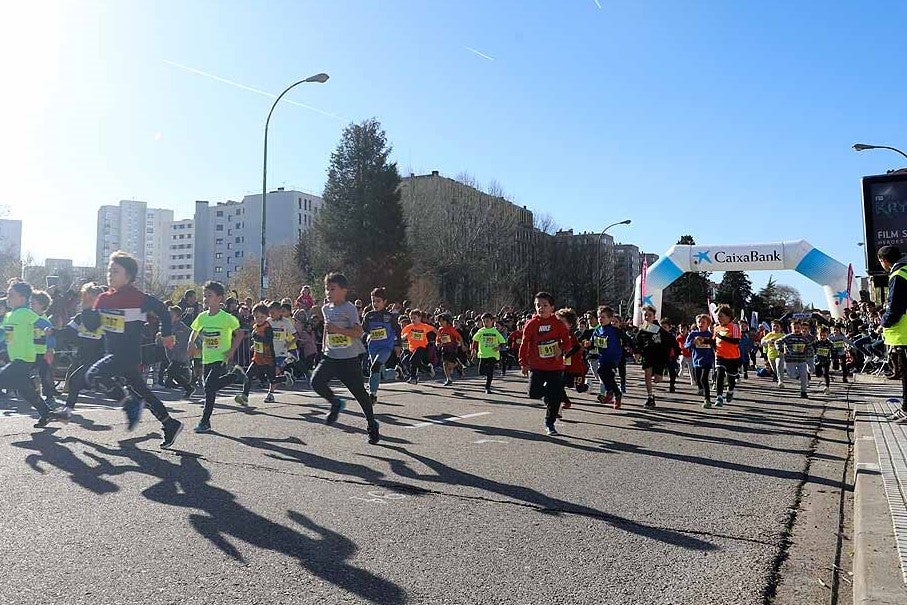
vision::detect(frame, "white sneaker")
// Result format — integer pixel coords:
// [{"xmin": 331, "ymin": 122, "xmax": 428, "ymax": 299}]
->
[
  {"xmin": 823, "ymin": 386, "xmax": 830, "ymax": 394},
  {"xmin": 57, "ymin": 406, "xmax": 73, "ymax": 423},
  {"xmin": 886, "ymin": 408, "xmax": 907, "ymax": 422},
  {"xmin": 777, "ymin": 381, "xmax": 785, "ymax": 389}
]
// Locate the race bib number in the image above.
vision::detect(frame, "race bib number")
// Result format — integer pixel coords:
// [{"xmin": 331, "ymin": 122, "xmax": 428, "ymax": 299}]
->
[
  {"xmin": 369, "ymin": 327, "xmax": 388, "ymax": 341},
  {"xmin": 202, "ymin": 331, "xmax": 221, "ymax": 349},
  {"xmin": 254, "ymin": 341, "xmax": 265, "ymax": 354},
  {"xmin": 328, "ymin": 333, "xmax": 352, "ymax": 348},
  {"xmin": 33, "ymin": 327, "xmax": 46, "ymax": 344},
  {"xmin": 100, "ymin": 310, "xmax": 126, "ymax": 333},
  {"xmin": 593, "ymin": 336, "xmax": 608, "ymax": 349},
  {"xmin": 440, "ymin": 333, "xmax": 452, "ymax": 344},
  {"xmin": 538, "ymin": 340, "xmax": 558, "ymax": 359},
  {"xmin": 482, "ymin": 335, "xmax": 498, "ymax": 347},
  {"xmin": 816, "ymin": 347, "xmax": 830, "ymax": 357},
  {"xmin": 411, "ymin": 330, "xmax": 424, "ymax": 341},
  {"xmin": 833, "ymin": 341, "xmax": 845, "ymax": 351},
  {"xmin": 4, "ymin": 326, "xmax": 13, "ymax": 343},
  {"xmin": 791, "ymin": 343, "xmax": 805, "ymax": 353},
  {"xmin": 564, "ymin": 356, "xmax": 572, "ymax": 365}
]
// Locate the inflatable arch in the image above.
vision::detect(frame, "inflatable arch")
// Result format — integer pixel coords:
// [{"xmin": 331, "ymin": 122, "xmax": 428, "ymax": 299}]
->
[{"xmin": 632, "ymin": 240, "xmax": 850, "ymax": 325}]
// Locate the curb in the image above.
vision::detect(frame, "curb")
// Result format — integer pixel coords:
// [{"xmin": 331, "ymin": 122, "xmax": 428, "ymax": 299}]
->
[{"xmin": 853, "ymin": 403, "xmax": 907, "ymax": 604}]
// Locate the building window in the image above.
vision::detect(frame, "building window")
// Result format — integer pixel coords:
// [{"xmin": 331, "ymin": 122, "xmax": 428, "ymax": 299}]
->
[
  {"xmin": 214, "ymin": 266, "xmax": 223, "ymax": 273},
  {"xmin": 235, "ymin": 251, "xmax": 242, "ymax": 257},
  {"xmin": 216, "ymin": 210, "xmax": 223, "ymax": 217},
  {"xmin": 226, "ymin": 243, "xmax": 232, "ymax": 250},
  {"xmin": 215, "ymin": 252, "xmax": 223, "ymax": 259},
  {"xmin": 216, "ymin": 225, "xmax": 223, "ymax": 231},
  {"xmin": 216, "ymin": 238, "xmax": 224, "ymax": 245}
]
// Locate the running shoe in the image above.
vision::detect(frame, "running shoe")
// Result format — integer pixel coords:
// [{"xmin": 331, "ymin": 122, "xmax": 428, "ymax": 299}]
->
[
  {"xmin": 620, "ymin": 383, "xmax": 627, "ymax": 394},
  {"xmin": 545, "ymin": 422, "xmax": 558, "ymax": 436},
  {"xmin": 800, "ymin": 392, "xmax": 809, "ymax": 399},
  {"xmin": 428, "ymin": 366, "xmax": 436, "ymax": 378},
  {"xmin": 57, "ymin": 406, "xmax": 73, "ymax": 424},
  {"xmin": 886, "ymin": 408, "xmax": 907, "ymax": 422},
  {"xmin": 644, "ymin": 395, "xmax": 656, "ymax": 409},
  {"xmin": 325, "ymin": 398, "xmax": 346, "ymax": 425},
  {"xmin": 234, "ymin": 394, "xmax": 249, "ymax": 405},
  {"xmin": 122, "ymin": 395, "xmax": 144, "ymax": 431},
  {"xmin": 777, "ymin": 381, "xmax": 785, "ymax": 389},
  {"xmin": 725, "ymin": 391, "xmax": 734, "ymax": 403},
  {"xmin": 370, "ymin": 394, "xmax": 378, "ymax": 405},
  {"xmin": 702, "ymin": 398, "xmax": 712, "ymax": 409},
  {"xmin": 443, "ymin": 379, "xmax": 452, "ymax": 386},
  {"xmin": 484, "ymin": 387, "xmax": 491, "ymax": 394},
  {"xmin": 562, "ymin": 398, "xmax": 572, "ymax": 410},
  {"xmin": 161, "ymin": 418, "xmax": 183, "ymax": 449},
  {"xmin": 33, "ymin": 415, "xmax": 52, "ymax": 428},
  {"xmin": 714, "ymin": 395, "xmax": 724, "ymax": 408},
  {"xmin": 194, "ymin": 421, "xmax": 211, "ymax": 433},
  {"xmin": 823, "ymin": 386, "xmax": 830, "ymax": 395},
  {"xmin": 263, "ymin": 393, "xmax": 275, "ymax": 403},
  {"xmin": 284, "ymin": 372, "xmax": 295, "ymax": 387},
  {"xmin": 894, "ymin": 414, "xmax": 907, "ymax": 425},
  {"xmin": 233, "ymin": 364, "xmax": 248, "ymax": 382},
  {"xmin": 613, "ymin": 395, "xmax": 622, "ymax": 410},
  {"xmin": 367, "ymin": 421, "xmax": 381, "ymax": 445}
]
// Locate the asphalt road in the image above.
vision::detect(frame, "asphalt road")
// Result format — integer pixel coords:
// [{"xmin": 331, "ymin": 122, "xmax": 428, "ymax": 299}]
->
[{"xmin": 0, "ymin": 365, "xmax": 852, "ymax": 604}]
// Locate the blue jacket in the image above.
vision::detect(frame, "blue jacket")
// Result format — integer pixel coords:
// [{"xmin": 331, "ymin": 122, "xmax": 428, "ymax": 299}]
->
[
  {"xmin": 685, "ymin": 330, "xmax": 715, "ymax": 368},
  {"xmin": 593, "ymin": 324, "xmax": 628, "ymax": 364}
]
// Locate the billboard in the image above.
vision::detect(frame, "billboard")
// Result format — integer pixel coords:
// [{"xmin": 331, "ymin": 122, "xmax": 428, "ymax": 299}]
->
[{"xmin": 862, "ymin": 171, "xmax": 907, "ymax": 275}]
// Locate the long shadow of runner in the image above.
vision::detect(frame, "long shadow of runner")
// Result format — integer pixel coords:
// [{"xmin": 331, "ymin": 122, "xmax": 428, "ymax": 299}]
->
[
  {"xmin": 366, "ymin": 445, "xmax": 717, "ymax": 552},
  {"xmin": 70, "ymin": 435, "xmax": 408, "ymax": 605}
]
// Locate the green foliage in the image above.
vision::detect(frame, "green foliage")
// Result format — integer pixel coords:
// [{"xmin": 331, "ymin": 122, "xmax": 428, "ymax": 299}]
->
[
  {"xmin": 715, "ymin": 271, "xmax": 753, "ymax": 313},
  {"xmin": 312, "ymin": 118, "xmax": 411, "ymax": 299}
]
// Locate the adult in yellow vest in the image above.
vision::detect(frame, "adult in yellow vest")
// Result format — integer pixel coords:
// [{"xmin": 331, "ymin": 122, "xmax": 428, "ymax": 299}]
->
[{"xmin": 878, "ymin": 245, "xmax": 907, "ymax": 422}]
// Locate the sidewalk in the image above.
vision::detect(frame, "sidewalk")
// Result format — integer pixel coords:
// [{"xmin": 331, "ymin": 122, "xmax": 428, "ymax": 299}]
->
[{"xmin": 853, "ymin": 375, "xmax": 907, "ymax": 604}]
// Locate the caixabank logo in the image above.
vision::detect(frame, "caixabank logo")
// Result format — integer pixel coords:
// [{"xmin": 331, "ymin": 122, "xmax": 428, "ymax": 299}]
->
[{"xmin": 691, "ymin": 247, "xmax": 783, "ymax": 267}]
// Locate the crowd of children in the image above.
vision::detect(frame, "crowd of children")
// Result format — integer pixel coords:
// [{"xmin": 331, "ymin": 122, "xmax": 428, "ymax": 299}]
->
[{"xmin": 0, "ymin": 250, "xmax": 863, "ymax": 445}]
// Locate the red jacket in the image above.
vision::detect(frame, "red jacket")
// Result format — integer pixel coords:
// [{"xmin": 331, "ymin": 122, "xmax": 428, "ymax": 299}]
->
[{"xmin": 519, "ymin": 314, "xmax": 569, "ymax": 371}]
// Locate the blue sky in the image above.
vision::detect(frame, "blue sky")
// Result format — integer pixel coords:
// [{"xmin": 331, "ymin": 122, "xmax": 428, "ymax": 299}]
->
[{"xmin": 3, "ymin": 1, "xmax": 906, "ymax": 305}]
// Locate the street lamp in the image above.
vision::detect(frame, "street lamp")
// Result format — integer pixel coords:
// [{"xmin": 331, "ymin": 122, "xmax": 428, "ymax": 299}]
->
[
  {"xmin": 260, "ymin": 72, "xmax": 329, "ymax": 299},
  {"xmin": 852, "ymin": 143, "xmax": 907, "ymax": 162},
  {"xmin": 597, "ymin": 219, "xmax": 631, "ymax": 305}
]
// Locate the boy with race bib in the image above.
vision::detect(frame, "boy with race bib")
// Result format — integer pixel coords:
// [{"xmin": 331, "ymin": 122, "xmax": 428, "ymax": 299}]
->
[
  {"xmin": 519, "ymin": 292, "xmax": 570, "ymax": 436},
  {"xmin": 311, "ymin": 272, "xmax": 380, "ymax": 445}
]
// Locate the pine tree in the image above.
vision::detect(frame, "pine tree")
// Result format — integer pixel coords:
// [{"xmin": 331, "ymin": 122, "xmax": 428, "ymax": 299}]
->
[
  {"xmin": 313, "ymin": 119, "xmax": 411, "ymax": 299},
  {"xmin": 715, "ymin": 271, "xmax": 753, "ymax": 313}
]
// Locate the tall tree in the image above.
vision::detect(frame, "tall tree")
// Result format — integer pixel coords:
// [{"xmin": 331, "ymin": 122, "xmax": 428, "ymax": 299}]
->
[
  {"xmin": 314, "ymin": 119, "xmax": 411, "ymax": 299},
  {"xmin": 662, "ymin": 235, "xmax": 711, "ymax": 323},
  {"xmin": 715, "ymin": 271, "xmax": 753, "ymax": 312}
]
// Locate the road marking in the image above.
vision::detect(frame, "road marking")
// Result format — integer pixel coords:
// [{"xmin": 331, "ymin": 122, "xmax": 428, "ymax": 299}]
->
[
  {"xmin": 350, "ymin": 491, "xmax": 408, "ymax": 505},
  {"xmin": 473, "ymin": 439, "xmax": 508, "ymax": 444},
  {"xmin": 405, "ymin": 411, "xmax": 491, "ymax": 429}
]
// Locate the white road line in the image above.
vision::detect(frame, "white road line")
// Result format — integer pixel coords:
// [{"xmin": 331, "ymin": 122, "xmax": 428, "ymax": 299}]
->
[
  {"xmin": 473, "ymin": 439, "xmax": 508, "ymax": 444},
  {"xmin": 405, "ymin": 411, "xmax": 491, "ymax": 429}
]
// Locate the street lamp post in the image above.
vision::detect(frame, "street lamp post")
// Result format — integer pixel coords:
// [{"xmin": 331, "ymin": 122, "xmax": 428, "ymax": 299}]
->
[
  {"xmin": 260, "ymin": 73, "xmax": 329, "ymax": 299},
  {"xmin": 596, "ymin": 219, "xmax": 631, "ymax": 305},
  {"xmin": 852, "ymin": 143, "xmax": 907, "ymax": 162}
]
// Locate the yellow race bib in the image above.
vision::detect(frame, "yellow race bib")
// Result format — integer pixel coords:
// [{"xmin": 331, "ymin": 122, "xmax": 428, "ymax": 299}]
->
[
  {"xmin": 254, "ymin": 340, "xmax": 265, "ymax": 354},
  {"xmin": 593, "ymin": 336, "xmax": 608, "ymax": 348},
  {"xmin": 440, "ymin": 334, "xmax": 452, "ymax": 344},
  {"xmin": 482, "ymin": 335, "xmax": 498, "ymax": 347},
  {"xmin": 100, "ymin": 310, "xmax": 126, "ymax": 334},
  {"xmin": 538, "ymin": 341, "xmax": 558, "ymax": 359},
  {"xmin": 369, "ymin": 327, "xmax": 388, "ymax": 341},
  {"xmin": 202, "ymin": 331, "xmax": 221, "ymax": 349},
  {"xmin": 817, "ymin": 347, "xmax": 830, "ymax": 357},
  {"xmin": 328, "ymin": 333, "xmax": 352, "ymax": 348}
]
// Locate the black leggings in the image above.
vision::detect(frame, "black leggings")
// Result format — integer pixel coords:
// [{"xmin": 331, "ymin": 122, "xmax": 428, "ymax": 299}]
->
[
  {"xmin": 64, "ymin": 356, "xmax": 104, "ymax": 408},
  {"xmin": 243, "ymin": 362, "xmax": 276, "ymax": 395},
  {"xmin": 409, "ymin": 348, "xmax": 429, "ymax": 380},
  {"xmin": 0, "ymin": 360, "xmax": 50, "ymax": 417},
  {"xmin": 85, "ymin": 354, "xmax": 171, "ymax": 425},
  {"xmin": 715, "ymin": 357, "xmax": 739, "ymax": 396},
  {"xmin": 479, "ymin": 358, "xmax": 497, "ymax": 389},
  {"xmin": 597, "ymin": 360, "xmax": 619, "ymax": 396},
  {"xmin": 311, "ymin": 356, "xmax": 377, "ymax": 427},
  {"xmin": 528, "ymin": 369, "xmax": 565, "ymax": 424},
  {"xmin": 694, "ymin": 366, "xmax": 711, "ymax": 400},
  {"xmin": 202, "ymin": 362, "xmax": 239, "ymax": 424}
]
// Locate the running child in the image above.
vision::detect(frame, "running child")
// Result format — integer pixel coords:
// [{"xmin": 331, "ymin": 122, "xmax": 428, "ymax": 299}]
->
[
  {"xmin": 685, "ymin": 314, "xmax": 716, "ymax": 408},
  {"xmin": 472, "ymin": 312, "xmax": 507, "ymax": 394},
  {"xmin": 634, "ymin": 305, "xmax": 672, "ymax": 408},
  {"xmin": 236, "ymin": 303, "xmax": 279, "ymax": 405},
  {"xmin": 814, "ymin": 326, "xmax": 833, "ymax": 394},
  {"xmin": 82, "ymin": 251, "xmax": 183, "ymax": 447},
  {"xmin": 400, "ymin": 310, "xmax": 435, "ymax": 384},
  {"xmin": 518, "ymin": 292, "xmax": 570, "ymax": 436},
  {"xmin": 761, "ymin": 321, "xmax": 786, "ymax": 387},
  {"xmin": 776, "ymin": 320, "xmax": 813, "ymax": 398},
  {"xmin": 0, "ymin": 281, "xmax": 65, "ymax": 427},
  {"xmin": 713, "ymin": 305, "xmax": 742, "ymax": 407},
  {"xmin": 188, "ymin": 281, "xmax": 246, "ymax": 433},
  {"xmin": 30, "ymin": 290, "xmax": 58, "ymax": 408},
  {"xmin": 361, "ymin": 287, "xmax": 400, "ymax": 402},
  {"xmin": 554, "ymin": 308, "xmax": 585, "ymax": 409},
  {"xmin": 593, "ymin": 306, "xmax": 631, "ymax": 409},
  {"xmin": 59, "ymin": 282, "xmax": 106, "ymax": 416},
  {"xmin": 829, "ymin": 324, "xmax": 850, "ymax": 384},
  {"xmin": 311, "ymin": 272, "xmax": 380, "ymax": 445},
  {"xmin": 437, "ymin": 313, "xmax": 464, "ymax": 386}
]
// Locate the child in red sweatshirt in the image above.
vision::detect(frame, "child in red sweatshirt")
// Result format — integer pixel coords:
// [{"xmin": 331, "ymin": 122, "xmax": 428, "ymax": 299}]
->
[{"xmin": 519, "ymin": 292, "xmax": 570, "ymax": 436}]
